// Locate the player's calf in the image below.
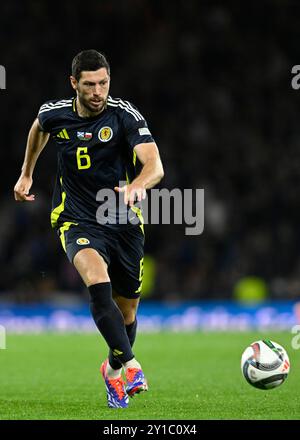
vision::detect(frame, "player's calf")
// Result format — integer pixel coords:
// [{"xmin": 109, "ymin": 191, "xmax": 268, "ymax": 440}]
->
[{"xmin": 89, "ymin": 282, "xmax": 135, "ymax": 364}]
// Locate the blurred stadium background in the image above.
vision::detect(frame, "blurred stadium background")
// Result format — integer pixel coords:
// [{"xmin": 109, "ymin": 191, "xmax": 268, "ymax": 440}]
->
[
  {"xmin": 1, "ymin": 0, "xmax": 300, "ymax": 334},
  {"xmin": 2, "ymin": 0, "xmax": 300, "ymax": 421}
]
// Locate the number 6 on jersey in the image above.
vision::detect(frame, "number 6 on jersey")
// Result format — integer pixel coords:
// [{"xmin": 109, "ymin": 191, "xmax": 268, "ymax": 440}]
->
[{"xmin": 77, "ymin": 147, "xmax": 91, "ymax": 169}]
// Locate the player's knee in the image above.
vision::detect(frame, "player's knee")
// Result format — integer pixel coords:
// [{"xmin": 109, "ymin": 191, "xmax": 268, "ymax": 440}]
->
[
  {"xmin": 112, "ymin": 292, "xmax": 139, "ymax": 325},
  {"xmin": 124, "ymin": 314, "xmax": 136, "ymax": 326},
  {"xmin": 73, "ymin": 249, "xmax": 109, "ymax": 287},
  {"xmin": 86, "ymin": 273, "xmax": 109, "ymax": 287},
  {"xmin": 121, "ymin": 306, "xmax": 138, "ymax": 326},
  {"xmin": 84, "ymin": 265, "xmax": 109, "ymax": 286}
]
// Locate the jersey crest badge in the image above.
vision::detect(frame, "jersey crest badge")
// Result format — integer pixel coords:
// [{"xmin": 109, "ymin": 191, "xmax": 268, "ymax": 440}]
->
[
  {"xmin": 76, "ymin": 238, "xmax": 90, "ymax": 245},
  {"xmin": 77, "ymin": 131, "xmax": 93, "ymax": 141},
  {"xmin": 98, "ymin": 126, "xmax": 113, "ymax": 142}
]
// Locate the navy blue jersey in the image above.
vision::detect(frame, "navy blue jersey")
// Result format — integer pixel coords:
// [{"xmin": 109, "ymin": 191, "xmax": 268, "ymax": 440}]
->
[{"xmin": 37, "ymin": 96, "xmax": 155, "ymax": 229}]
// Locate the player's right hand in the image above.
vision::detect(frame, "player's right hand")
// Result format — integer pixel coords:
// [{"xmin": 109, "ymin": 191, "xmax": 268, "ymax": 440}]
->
[{"xmin": 14, "ymin": 175, "xmax": 35, "ymax": 202}]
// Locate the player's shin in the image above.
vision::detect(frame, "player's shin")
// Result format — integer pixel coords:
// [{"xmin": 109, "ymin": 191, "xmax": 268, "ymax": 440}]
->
[
  {"xmin": 88, "ymin": 282, "xmax": 134, "ymax": 365},
  {"xmin": 108, "ymin": 319, "xmax": 138, "ymax": 370}
]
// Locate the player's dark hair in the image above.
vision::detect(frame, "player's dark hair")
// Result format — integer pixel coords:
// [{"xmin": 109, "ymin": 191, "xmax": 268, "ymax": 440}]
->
[{"xmin": 72, "ymin": 50, "xmax": 110, "ymax": 80}]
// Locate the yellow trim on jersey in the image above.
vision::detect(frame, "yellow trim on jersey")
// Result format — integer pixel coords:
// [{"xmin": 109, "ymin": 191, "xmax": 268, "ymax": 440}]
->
[
  {"xmin": 50, "ymin": 177, "xmax": 66, "ymax": 228},
  {"xmin": 51, "ymin": 177, "xmax": 78, "ymax": 249},
  {"xmin": 131, "ymin": 205, "xmax": 145, "ymax": 235},
  {"xmin": 59, "ymin": 221, "xmax": 77, "ymax": 252},
  {"xmin": 133, "ymin": 151, "xmax": 137, "ymax": 166},
  {"xmin": 135, "ymin": 257, "xmax": 144, "ymax": 294}
]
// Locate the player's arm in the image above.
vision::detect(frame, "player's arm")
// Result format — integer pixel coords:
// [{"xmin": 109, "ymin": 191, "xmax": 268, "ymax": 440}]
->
[
  {"xmin": 14, "ymin": 118, "xmax": 50, "ymax": 202},
  {"xmin": 115, "ymin": 142, "xmax": 164, "ymax": 206}
]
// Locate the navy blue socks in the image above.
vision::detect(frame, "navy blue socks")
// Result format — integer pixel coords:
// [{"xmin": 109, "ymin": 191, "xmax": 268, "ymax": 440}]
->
[{"xmin": 89, "ymin": 282, "xmax": 134, "ymax": 364}]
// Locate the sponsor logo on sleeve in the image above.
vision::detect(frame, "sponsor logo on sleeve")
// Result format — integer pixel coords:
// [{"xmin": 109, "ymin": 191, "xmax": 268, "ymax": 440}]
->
[{"xmin": 138, "ymin": 127, "xmax": 151, "ymax": 136}]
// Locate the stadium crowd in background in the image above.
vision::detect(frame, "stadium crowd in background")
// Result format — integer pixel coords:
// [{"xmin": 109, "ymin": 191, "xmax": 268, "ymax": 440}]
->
[{"xmin": 1, "ymin": 0, "xmax": 300, "ymax": 302}]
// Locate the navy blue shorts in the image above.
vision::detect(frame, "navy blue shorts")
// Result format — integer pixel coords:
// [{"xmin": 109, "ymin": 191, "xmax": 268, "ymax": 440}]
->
[{"xmin": 56, "ymin": 223, "xmax": 145, "ymax": 299}]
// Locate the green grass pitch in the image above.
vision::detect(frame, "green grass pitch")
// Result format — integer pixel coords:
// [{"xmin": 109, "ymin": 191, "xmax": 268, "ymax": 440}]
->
[{"xmin": 0, "ymin": 331, "xmax": 299, "ymax": 420}]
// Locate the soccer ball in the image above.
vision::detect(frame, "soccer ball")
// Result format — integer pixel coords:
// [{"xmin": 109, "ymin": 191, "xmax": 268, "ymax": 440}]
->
[{"xmin": 241, "ymin": 339, "xmax": 290, "ymax": 390}]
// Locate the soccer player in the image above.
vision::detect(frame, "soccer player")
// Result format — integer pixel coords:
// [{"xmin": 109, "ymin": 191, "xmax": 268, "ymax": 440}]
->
[{"xmin": 14, "ymin": 50, "xmax": 164, "ymax": 409}]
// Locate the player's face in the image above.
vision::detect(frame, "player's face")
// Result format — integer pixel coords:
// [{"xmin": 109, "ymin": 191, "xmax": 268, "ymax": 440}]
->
[{"xmin": 71, "ymin": 68, "xmax": 110, "ymax": 114}]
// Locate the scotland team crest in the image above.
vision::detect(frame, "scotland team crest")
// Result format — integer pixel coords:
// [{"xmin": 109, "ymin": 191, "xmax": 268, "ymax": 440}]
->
[
  {"xmin": 98, "ymin": 126, "xmax": 113, "ymax": 142},
  {"xmin": 76, "ymin": 238, "xmax": 90, "ymax": 245}
]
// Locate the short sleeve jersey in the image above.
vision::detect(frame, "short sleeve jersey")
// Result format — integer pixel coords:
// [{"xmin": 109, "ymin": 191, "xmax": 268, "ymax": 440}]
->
[{"xmin": 37, "ymin": 96, "xmax": 155, "ymax": 229}]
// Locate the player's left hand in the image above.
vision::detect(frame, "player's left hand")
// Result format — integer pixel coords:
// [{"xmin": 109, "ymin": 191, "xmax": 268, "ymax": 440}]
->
[{"xmin": 114, "ymin": 183, "xmax": 146, "ymax": 207}]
